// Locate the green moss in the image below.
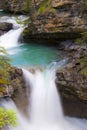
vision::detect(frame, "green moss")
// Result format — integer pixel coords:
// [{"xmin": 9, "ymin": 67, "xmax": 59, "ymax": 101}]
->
[
  {"xmin": 77, "ymin": 55, "xmax": 87, "ymax": 75},
  {"xmin": 24, "ymin": 0, "xmax": 30, "ymax": 13},
  {"xmin": 38, "ymin": 0, "xmax": 55, "ymax": 14},
  {"xmin": 15, "ymin": 16, "xmax": 29, "ymax": 26},
  {"xmin": 81, "ymin": 67, "xmax": 87, "ymax": 75}
]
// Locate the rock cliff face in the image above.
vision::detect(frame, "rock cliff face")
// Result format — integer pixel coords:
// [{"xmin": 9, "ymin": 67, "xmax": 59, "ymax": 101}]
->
[
  {"xmin": 23, "ymin": 0, "xmax": 86, "ymax": 42},
  {"xmin": 56, "ymin": 42, "xmax": 87, "ymax": 118},
  {"xmin": 2, "ymin": 0, "xmax": 86, "ymax": 41}
]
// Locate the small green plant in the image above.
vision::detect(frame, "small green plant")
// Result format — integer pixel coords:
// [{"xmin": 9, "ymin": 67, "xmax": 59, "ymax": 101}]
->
[
  {"xmin": 0, "ymin": 108, "xmax": 18, "ymax": 129},
  {"xmin": 38, "ymin": 0, "xmax": 54, "ymax": 13},
  {"xmin": 0, "ymin": 46, "xmax": 11, "ymax": 85},
  {"xmin": 15, "ymin": 16, "xmax": 29, "ymax": 26}
]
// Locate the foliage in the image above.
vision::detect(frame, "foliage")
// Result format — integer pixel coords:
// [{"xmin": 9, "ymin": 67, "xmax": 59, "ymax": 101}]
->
[
  {"xmin": 38, "ymin": 0, "xmax": 55, "ymax": 13},
  {"xmin": 0, "ymin": 46, "xmax": 11, "ymax": 85},
  {"xmin": 0, "ymin": 108, "xmax": 17, "ymax": 129},
  {"xmin": 15, "ymin": 16, "xmax": 29, "ymax": 26}
]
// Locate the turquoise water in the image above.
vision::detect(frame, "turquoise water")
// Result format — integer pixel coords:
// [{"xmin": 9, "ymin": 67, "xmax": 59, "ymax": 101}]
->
[
  {"xmin": 0, "ymin": 11, "xmax": 63, "ymax": 68},
  {"xmin": 8, "ymin": 43, "xmax": 63, "ymax": 67}
]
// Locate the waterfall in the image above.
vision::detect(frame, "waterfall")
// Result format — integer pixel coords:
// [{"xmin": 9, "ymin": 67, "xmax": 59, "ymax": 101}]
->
[
  {"xmin": 0, "ymin": 15, "xmax": 87, "ymax": 130},
  {"xmin": 28, "ymin": 69, "xmax": 63, "ymax": 124},
  {"xmin": 0, "ymin": 28, "xmax": 24, "ymax": 49},
  {"xmin": 0, "ymin": 16, "xmax": 26, "ymax": 49},
  {"xmin": 1, "ymin": 66, "xmax": 87, "ymax": 130}
]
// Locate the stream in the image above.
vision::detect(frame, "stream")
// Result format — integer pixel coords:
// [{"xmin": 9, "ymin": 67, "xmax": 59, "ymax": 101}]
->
[{"xmin": 0, "ymin": 13, "xmax": 87, "ymax": 130}]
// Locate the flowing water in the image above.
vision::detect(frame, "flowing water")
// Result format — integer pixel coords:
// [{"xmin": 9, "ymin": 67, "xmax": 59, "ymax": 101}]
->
[{"xmin": 0, "ymin": 14, "xmax": 87, "ymax": 130}]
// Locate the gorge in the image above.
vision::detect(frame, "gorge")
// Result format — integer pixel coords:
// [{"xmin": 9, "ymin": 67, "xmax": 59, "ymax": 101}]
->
[{"xmin": 0, "ymin": 0, "xmax": 87, "ymax": 130}]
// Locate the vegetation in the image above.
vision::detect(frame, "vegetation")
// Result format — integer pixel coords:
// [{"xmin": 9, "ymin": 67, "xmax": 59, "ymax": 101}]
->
[
  {"xmin": 0, "ymin": 108, "xmax": 17, "ymax": 129},
  {"xmin": 38, "ymin": 0, "xmax": 55, "ymax": 13},
  {"xmin": 0, "ymin": 47, "xmax": 17, "ymax": 129},
  {"xmin": 0, "ymin": 46, "xmax": 11, "ymax": 85},
  {"xmin": 24, "ymin": 0, "xmax": 31, "ymax": 13},
  {"xmin": 15, "ymin": 16, "xmax": 29, "ymax": 26}
]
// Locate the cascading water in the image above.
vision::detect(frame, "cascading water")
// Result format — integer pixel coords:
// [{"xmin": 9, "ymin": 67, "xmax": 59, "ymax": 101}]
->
[
  {"xmin": 0, "ymin": 14, "xmax": 87, "ymax": 130},
  {"xmin": 0, "ymin": 28, "xmax": 24, "ymax": 49},
  {"xmin": 0, "ymin": 16, "xmax": 26, "ymax": 49},
  {"xmin": 1, "ymin": 66, "xmax": 87, "ymax": 130}
]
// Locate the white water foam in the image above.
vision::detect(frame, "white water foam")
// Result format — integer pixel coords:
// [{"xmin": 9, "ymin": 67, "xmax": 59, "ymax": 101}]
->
[
  {"xmin": 21, "ymin": 67, "xmax": 87, "ymax": 130},
  {"xmin": 1, "ymin": 66, "xmax": 87, "ymax": 130},
  {"xmin": 0, "ymin": 28, "xmax": 24, "ymax": 49},
  {"xmin": 0, "ymin": 15, "xmax": 87, "ymax": 130},
  {"xmin": 0, "ymin": 16, "xmax": 27, "ymax": 49}
]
